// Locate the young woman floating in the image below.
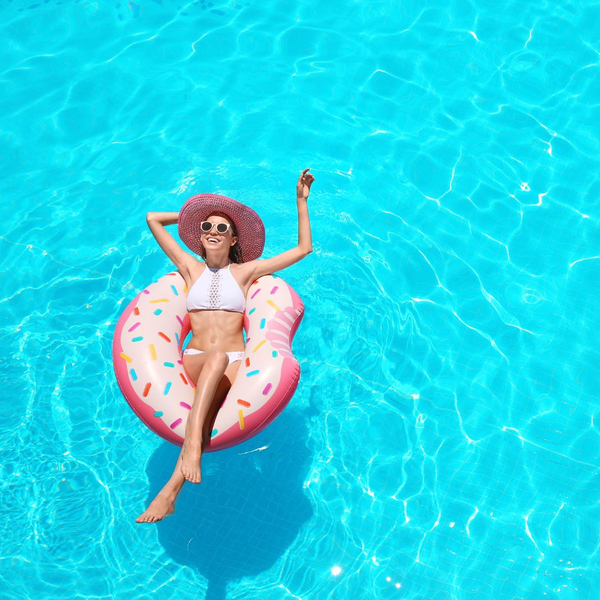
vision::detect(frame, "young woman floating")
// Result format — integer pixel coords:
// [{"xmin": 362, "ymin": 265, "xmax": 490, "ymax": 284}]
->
[{"xmin": 136, "ymin": 168, "xmax": 315, "ymax": 523}]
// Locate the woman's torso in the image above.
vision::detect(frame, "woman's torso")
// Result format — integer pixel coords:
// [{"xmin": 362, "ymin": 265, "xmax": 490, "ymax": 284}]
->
[{"xmin": 181, "ymin": 260, "xmax": 255, "ymax": 352}]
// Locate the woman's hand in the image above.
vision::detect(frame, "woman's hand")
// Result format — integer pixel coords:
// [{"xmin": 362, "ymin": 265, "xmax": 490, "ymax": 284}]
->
[{"xmin": 296, "ymin": 168, "xmax": 315, "ymax": 199}]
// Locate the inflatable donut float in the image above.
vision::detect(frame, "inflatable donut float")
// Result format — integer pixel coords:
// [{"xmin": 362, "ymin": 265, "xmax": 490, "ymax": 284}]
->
[{"xmin": 112, "ymin": 271, "xmax": 304, "ymax": 452}]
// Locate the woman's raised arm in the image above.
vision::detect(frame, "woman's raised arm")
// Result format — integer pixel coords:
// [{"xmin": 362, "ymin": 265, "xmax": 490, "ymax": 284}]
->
[
  {"xmin": 248, "ymin": 168, "xmax": 315, "ymax": 280},
  {"xmin": 146, "ymin": 212, "xmax": 198, "ymax": 276}
]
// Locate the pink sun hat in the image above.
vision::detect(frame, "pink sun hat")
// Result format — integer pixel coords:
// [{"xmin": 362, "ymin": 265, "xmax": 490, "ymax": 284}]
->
[{"xmin": 178, "ymin": 193, "xmax": 265, "ymax": 263}]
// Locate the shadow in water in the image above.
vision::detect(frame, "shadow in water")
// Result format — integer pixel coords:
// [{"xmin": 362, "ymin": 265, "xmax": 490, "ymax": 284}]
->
[{"xmin": 145, "ymin": 410, "xmax": 314, "ymax": 600}]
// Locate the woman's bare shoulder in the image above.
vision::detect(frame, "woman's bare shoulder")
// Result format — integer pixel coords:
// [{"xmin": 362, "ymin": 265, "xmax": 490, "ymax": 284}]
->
[
  {"xmin": 181, "ymin": 257, "xmax": 205, "ymax": 288},
  {"xmin": 231, "ymin": 261, "xmax": 257, "ymax": 289}
]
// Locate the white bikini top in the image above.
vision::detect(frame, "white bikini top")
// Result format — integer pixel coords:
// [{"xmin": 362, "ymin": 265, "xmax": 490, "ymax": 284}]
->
[{"xmin": 186, "ymin": 263, "xmax": 246, "ymax": 314}]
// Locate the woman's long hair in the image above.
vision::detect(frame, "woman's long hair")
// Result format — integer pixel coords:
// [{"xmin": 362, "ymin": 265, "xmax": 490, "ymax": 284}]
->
[{"xmin": 198, "ymin": 212, "xmax": 243, "ymax": 264}]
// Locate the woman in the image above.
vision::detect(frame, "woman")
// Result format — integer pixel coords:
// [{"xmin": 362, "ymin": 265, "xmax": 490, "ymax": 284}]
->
[{"xmin": 136, "ymin": 168, "xmax": 315, "ymax": 523}]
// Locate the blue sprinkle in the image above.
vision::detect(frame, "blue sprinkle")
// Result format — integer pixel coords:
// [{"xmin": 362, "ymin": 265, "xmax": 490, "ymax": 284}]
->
[
  {"xmin": 171, "ymin": 285, "xmax": 179, "ymax": 296},
  {"xmin": 130, "ymin": 368, "xmax": 138, "ymax": 381},
  {"xmin": 175, "ymin": 333, "xmax": 180, "ymax": 346},
  {"xmin": 249, "ymin": 308, "xmax": 256, "ymax": 315},
  {"xmin": 260, "ymin": 318, "xmax": 266, "ymax": 329},
  {"xmin": 154, "ymin": 309, "xmax": 163, "ymax": 315},
  {"xmin": 163, "ymin": 382, "xmax": 172, "ymax": 395},
  {"xmin": 211, "ymin": 428, "xmax": 218, "ymax": 437},
  {"xmin": 163, "ymin": 362, "xmax": 175, "ymax": 368},
  {"xmin": 272, "ymin": 351, "xmax": 278, "ymax": 358},
  {"xmin": 132, "ymin": 336, "xmax": 143, "ymax": 342},
  {"xmin": 154, "ymin": 411, "xmax": 163, "ymax": 417},
  {"xmin": 247, "ymin": 369, "xmax": 260, "ymax": 377}
]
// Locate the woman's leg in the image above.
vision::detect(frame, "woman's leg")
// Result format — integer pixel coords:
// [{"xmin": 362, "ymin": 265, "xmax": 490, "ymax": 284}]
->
[
  {"xmin": 135, "ymin": 448, "xmax": 186, "ymax": 523},
  {"xmin": 135, "ymin": 352, "xmax": 239, "ymax": 522},
  {"xmin": 180, "ymin": 350, "xmax": 231, "ymax": 483}
]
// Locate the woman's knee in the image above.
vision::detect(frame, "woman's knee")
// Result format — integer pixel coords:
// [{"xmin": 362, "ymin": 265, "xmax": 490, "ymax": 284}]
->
[{"xmin": 203, "ymin": 350, "xmax": 229, "ymax": 371}]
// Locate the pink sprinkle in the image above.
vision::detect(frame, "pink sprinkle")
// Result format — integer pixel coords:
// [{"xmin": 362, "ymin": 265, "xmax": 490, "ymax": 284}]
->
[
  {"xmin": 251, "ymin": 288, "xmax": 261, "ymax": 299},
  {"xmin": 177, "ymin": 360, "xmax": 183, "ymax": 364},
  {"xmin": 170, "ymin": 418, "xmax": 182, "ymax": 429},
  {"xmin": 179, "ymin": 402, "xmax": 192, "ymax": 410},
  {"xmin": 128, "ymin": 322, "xmax": 141, "ymax": 332},
  {"xmin": 143, "ymin": 289, "xmax": 150, "ymax": 294},
  {"xmin": 176, "ymin": 315, "xmax": 184, "ymax": 327},
  {"xmin": 263, "ymin": 383, "xmax": 272, "ymax": 395},
  {"xmin": 270, "ymin": 286, "xmax": 279, "ymax": 294}
]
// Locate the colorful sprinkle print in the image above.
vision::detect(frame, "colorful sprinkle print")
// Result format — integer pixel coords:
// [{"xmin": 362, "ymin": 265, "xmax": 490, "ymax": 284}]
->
[
  {"xmin": 272, "ymin": 351, "xmax": 278, "ymax": 358},
  {"xmin": 253, "ymin": 340, "xmax": 266, "ymax": 353},
  {"xmin": 120, "ymin": 352, "xmax": 132, "ymax": 363},
  {"xmin": 251, "ymin": 288, "xmax": 261, "ymax": 299},
  {"xmin": 130, "ymin": 368, "xmax": 137, "ymax": 380},
  {"xmin": 142, "ymin": 383, "xmax": 151, "ymax": 397},
  {"xmin": 247, "ymin": 370, "xmax": 260, "ymax": 377},
  {"xmin": 179, "ymin": 402, "xmax": 192, "ymax": 410},
  {"xmin": 154, "ymin": 411, "xmax": 164, "ymax": 417},
  {"xmin": 211, "ymin": 428, "xmax": 218, "ymax": 437},
  {"xmin": 128, "ymin": 322, "xmax": 141, "ymax": 332},
  {"xmin": 132, "ymin": 336, "xmax": 143, "ymax": 342},
  {"xmin": 245, "ymin": 358, "xmax": 250, "ymax": 367},
  {"xmin": 153, "ymin": 309, "xmax": 163, "ymax": 315},
  {"xmin": 237, "ymin": 399, "xmax": 251, "ymax": 407},
  {"xmin": 270, "ymin": 286, "xmax": 279, "ymax": 294},
  {"xmin": 134, "ymin": 307, "xmax": 140, "ymax": 315},
  {"xmin": 163, "ymin": 362, "xmax": 175, "ymax": 368},
  {"xmin": 260, "ymin": 318, "xmax": 266, "ymax": 329},
  {"xmin": 238, "ymin": 410, "xmax": 245, "ymax": 430},
  {"xmin": 158, "ymin": 332, "xmax": 171, "ymax": 343},
  {"xmin": 179, "ymin": 373, "xmax": 188, "ymax": 385},
  {"xmin": 163, "ymin": 382, "xmax": 172, "ymax": 395},
  {"xmin": 170, "ymin": 285, "xmax": 179, "ymax": 296},
  {"xmin": 170, "ymin": 418, "xmax": 182, "ymax": 429},
  {"xmin": 249, "ymin": 308, "xmax": 256, "ymax": 315},
  {"xmin": 150, "ymin": 299, "xmax": 169, "ymax": 303},
  {"xmin": 149, "ymin": 344, "xmax": 157, "ymax": 360},
  {"xmin": 267, "ymin": 300, "xmax": 281, "ymax": 311},
  {"xmin": 263, "ymin": 383, "xmax": 272, "ymax": 395}
]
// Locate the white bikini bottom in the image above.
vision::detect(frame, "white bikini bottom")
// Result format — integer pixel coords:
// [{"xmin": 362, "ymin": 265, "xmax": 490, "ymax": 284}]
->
[{"xmin": 182, "ymin": 348, "xmax": 244, "ymax": 365}]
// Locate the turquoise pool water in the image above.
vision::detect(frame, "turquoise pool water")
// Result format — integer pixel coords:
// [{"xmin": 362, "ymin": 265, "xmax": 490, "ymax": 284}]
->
[{"xmin": 1, "ymin": 0, "xmax": 598, "ymax": 598}]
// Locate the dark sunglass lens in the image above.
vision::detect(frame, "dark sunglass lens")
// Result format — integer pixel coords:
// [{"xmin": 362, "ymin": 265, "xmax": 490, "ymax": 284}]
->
[
  {"xmin": 201, "ymin": 222, "xmax": 212, "ymax": 232},
  {"xmin": 216, "ymin": 223, "xmax": 229, "ymax": 233}
]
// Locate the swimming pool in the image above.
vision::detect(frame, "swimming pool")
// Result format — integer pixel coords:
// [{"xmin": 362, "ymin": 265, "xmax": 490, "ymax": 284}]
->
[{"xmin": 1, "ymin": 0, "xmax": 598, "ymax": 597}]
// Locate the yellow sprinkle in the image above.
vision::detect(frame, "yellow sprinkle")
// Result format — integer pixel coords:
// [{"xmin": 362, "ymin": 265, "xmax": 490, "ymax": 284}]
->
[
  {"xmin": 253, "ymin": 339, "xmax": 267, "ymax": 353},
  {"xmin": 119, "ymin": 352, "xmax": 132, "ymax": 363},
  {"xmin": 183, "ymin": 285, "xmax": 188, "ymax": 293},
  {"xmin": 149, "ymin": 299, "xmax": 169, "ymax": 303},
  {"xmin": 267, "ymin": 300, "xmax": 280, "ymax": 311},
  {"xmin": 149, "ymin": 344, "xmax": 157, "ymax": 360},
  {"xmin": 238, "ymin": 409, "xmax": 245, "ymax": 430}
]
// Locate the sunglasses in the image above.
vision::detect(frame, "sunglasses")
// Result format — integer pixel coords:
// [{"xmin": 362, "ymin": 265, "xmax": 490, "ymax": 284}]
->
[{"xmin": 200, "ymin": 221, "xmax": 231, "ymax": 234}]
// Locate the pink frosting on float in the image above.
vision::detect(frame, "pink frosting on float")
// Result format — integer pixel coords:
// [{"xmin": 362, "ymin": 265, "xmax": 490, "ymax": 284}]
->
[
  {"xmin": 113, "ymin": 293, "xmax": 182, "ymax": 443},
  {"xmin": 208, "ymin": 357, "xmax": 301, "ymax": 450}
]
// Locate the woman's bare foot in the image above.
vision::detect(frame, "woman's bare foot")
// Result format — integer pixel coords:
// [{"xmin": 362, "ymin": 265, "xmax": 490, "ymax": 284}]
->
[
  {"xmin": 135, "ymin": 491, "xmax": 176, "ymax": 523},
  {"xmin": 180, "ymin": 441, "xmax": 203, "ymax": 484}
]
